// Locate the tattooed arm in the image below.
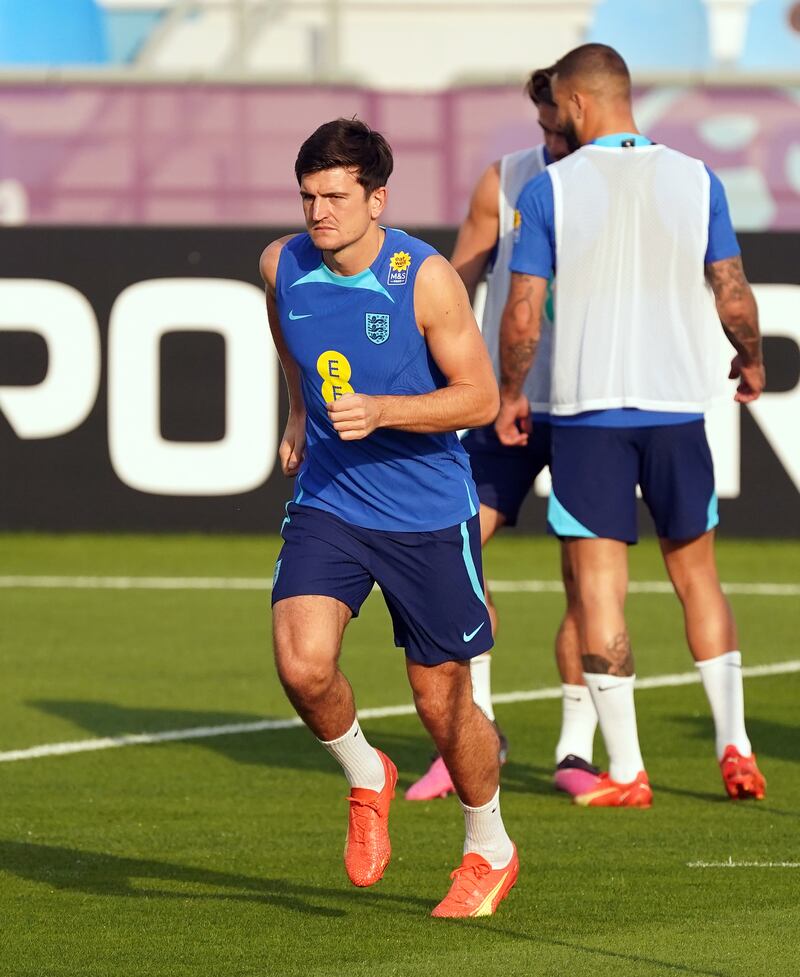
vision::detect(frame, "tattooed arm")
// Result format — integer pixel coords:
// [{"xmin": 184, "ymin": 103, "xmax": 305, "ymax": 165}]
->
[
  {"xmin": 705, "ymin": 255, "xmax": 765, "ymax": 404},
  {"xmin": 496, "ymin": 272, "xmax": 548, "ymax": 446}
]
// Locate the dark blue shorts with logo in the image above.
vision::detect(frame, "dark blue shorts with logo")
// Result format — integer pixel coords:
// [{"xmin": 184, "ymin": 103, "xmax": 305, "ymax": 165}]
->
[
  {"xmin": 547, "ymin": 419, "xmax": 719, "ymax": 543},
  {"xmin": 271, "ymin": 503, "xmax": 493, "ymax": 665}
]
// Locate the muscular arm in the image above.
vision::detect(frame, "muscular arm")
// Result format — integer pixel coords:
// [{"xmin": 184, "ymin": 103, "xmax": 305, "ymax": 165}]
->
[
  {"xmin": 260, "ymin": 236, "xmax": 306, "ymax": 474},
  {"xmin": 494, "ymin": 272, "xmax": 548, "ymax": 445},
  {"xmin": 705, "ymin": 255, "xmax": 765, "ymax": 403},
  {"xmin": 450, "ymin": 162, "xmax": 500, "ymax": 302},
  {"xmin": 327, "ymin": 255, "xmax": 499, "ymax": 438}
]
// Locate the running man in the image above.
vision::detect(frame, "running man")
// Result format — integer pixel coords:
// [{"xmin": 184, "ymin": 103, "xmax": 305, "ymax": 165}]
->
[
  {"xmin": 497, "ymin": 44, "xmax": 766, "ymax": 807},
  {"xmin": 406, "ymin": 65, "xmax": 600, "ymax": 803},
  {"xmin": 261, "ymin": 118, "xmax": 518, "ymax": 915}
]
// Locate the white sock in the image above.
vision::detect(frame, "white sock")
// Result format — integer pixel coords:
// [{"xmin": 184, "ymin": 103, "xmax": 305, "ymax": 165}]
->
[
  {"xmin": 470, "ymin": 653, "xmax": 495, "ymax": 721},
  {"xmin": 584, "ymin": 672, "xmax": 645, "ymax": 783},
  {"xmin": 461, "ymin": 788, "xmax": 514, "ymax": 869},
  {"xmin": 319, "ymin": 718, "xmax": 385, "ymax": 791},
  {"xmin": 555, "ymin": 683, "xmax": 598, "ymax": 765},
  {"xmin": 695, "ymin": 651, "xmax": 752, "ymax": 760}
]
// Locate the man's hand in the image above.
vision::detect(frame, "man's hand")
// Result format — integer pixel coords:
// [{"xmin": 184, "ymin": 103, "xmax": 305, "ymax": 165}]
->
[
  {"xmin": 495, "ymin": 394, "xmax": 531, "ymax": 446},
  {"xmin": 327, "ymin": 393, "xmax": 384, "ymax": 440},
  {"xmin": 279, "ymin": 412, "xmax": 306, "ymax": 476},
  {"xmin": 729, "ymin": 355, "xmax": 765, "ymax": 404}
]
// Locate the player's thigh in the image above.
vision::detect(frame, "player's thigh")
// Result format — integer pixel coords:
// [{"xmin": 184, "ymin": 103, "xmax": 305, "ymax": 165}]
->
[
  {"xmin": 638, "ymin": 421, "xmax": 718, "ymax": 541},
  {"xmin": 463, "ymin": 420, "xmax": 549, "ymax": 529},
  {"xmin": 271, "ymin": 504, "xmax": 374, "ymax": 669},
  {"xmin": 548, "ymin": 426, "xmax": 639, "ymax": 543},
  {"xmin": 372, "ymin": 516, "xmax": 493, "ymax": 666},
  {"xmin": 272, "ymin": 595, "xmax": 352, "ymax": 679}
]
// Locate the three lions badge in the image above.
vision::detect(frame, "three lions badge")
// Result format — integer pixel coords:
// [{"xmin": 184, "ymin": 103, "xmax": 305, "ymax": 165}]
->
[{"xmin": 366, "ymin": 313, "xmax": 390, "ymax": 345}]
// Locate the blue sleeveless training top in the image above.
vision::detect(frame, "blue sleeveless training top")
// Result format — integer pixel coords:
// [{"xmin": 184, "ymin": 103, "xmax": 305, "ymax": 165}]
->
[{"xmin": 275, "ymin": 227, "xmax": 479, "ymax": 532}]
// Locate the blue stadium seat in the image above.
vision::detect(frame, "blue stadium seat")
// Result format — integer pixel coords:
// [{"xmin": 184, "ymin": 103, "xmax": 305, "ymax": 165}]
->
[
  {"xmin": 740, "ymin": 0, "xmax": 800, "ymax": 69},
  {"xmin": 0, "ymin": 0, "xmax": 108, "ymax": 65},
  {"xmin": 587, "ymin": 0, "xmax": 711, "ymax": 70}
]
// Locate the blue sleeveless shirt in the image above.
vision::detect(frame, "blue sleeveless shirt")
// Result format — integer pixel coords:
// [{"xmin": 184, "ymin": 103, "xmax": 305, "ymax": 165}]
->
[{"xmin": 275, "ymin": 227, "xmax": 479, "ymax": 532}]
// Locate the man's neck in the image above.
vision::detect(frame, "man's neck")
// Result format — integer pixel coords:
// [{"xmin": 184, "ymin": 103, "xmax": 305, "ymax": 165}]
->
[
  {"xmin": 323, "ymin": 225, "xmax": 384, "ymax": 277},
  {"xmin": 582, "ymin": 116, "xmax": 640, "ymax": 145}
]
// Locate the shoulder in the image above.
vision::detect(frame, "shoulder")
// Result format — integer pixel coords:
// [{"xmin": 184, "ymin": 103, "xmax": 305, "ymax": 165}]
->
[
  {"xmin": 387, "ymin": 229, "xmax": 440, "ymax": 264},
  {"xmin": 259, "ymin": 233, "xmax": 304, "ymax": 287},
  {"xmin": 468, "ymin": 161, "xmax": 501, "ymax": 212},
  {"xmin": 516, "ymin": 168, "xmax": 554, "ymax": 212}
]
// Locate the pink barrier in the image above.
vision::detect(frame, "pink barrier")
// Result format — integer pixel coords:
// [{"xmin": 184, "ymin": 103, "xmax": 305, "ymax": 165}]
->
[{"xmin": 0, "ymin": 83, "xmax": 798, "ymax": 227}]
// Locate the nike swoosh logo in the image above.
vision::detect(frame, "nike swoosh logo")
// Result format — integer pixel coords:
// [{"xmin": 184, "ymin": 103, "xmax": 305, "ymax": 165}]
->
[
  {"xmin": 288, "ymin": 310, "xmax": 312, "ymax": 320},
  {"xmin": 597, "ymin": 685, "xmax": 617, "ymax": 692},
  {"xmin": 463, "ymin": 622, "xmax": 485, "ymax": 642}
]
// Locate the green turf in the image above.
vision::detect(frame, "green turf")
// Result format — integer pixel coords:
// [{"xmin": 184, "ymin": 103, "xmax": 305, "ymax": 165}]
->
[{"xmin": 1, "ymin": 535, "xmax": 798, "ymax": 977}]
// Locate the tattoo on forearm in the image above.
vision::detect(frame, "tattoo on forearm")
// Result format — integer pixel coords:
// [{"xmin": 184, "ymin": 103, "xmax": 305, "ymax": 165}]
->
[
  {"xmin": 706, "ymin": 256, "xmax": 762, "ymax": 362},
  {"xmin": 499, "ymin": 276, "xmax": 542, "ymax": 395},
  {"xmin": 500, "ymin": 339, "xmax": 538, "ymax": 390},
  {"xmin": 582, "ymin": 632, "xmax": 635, "ymax": 677}
]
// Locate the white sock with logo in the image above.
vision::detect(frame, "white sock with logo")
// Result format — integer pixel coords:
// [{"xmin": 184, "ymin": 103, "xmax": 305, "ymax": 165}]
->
[
  {"xmin": 319, "ymin": 718, "xmax": 385, "ymax": 791},
  {"xmin": 583, "ymin": 672, "xmax": 645, "ymax": 783},
  {"xmin": 555, "ymin": 683, "xmax": 598, "ymax": 764},
  {"xmin": 461, "ymin": 788, "xmax": 514, "ymax": 869},
  {"xmin": 695, "ymin": 651, "xmax": 752, "ymax": 760},
  {"xmin": 470, "ymin": 653, "xmax": 495, "ymax": 721}
]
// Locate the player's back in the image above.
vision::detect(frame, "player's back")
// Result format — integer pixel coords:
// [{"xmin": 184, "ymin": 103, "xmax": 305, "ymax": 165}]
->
[
  {"xmin": 546, "ymin": 143, "xmax": 720, "ymax": 414},
  {"xmin": 275, "ymin": 227, "xmax": 478, "ymax": 533}
]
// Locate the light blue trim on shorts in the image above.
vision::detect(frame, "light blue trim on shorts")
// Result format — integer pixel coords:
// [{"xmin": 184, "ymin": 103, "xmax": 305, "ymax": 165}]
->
[
  {"xmin": 279, "ymin": 471, "xmax": 305, "ymax": 537},
  {"xmin": 460, "ymin": 520, "xmax": 487, "ymax": 606},
  {"xmin": 464, "ymin": 479, "xmax": 478, "ymax": 518},
  {"xmin": 547, "ymin": 492, "xmax": 598, "ymax": 539},
  {"xmin": 706, "ymin": 490, "xmax": 719, "ymax": 532}
]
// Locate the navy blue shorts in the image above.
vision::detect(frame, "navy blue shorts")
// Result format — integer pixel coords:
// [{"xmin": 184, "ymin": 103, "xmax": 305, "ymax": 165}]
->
[
  {"xmin": 271, "ymin": 504, "xmax": 493, "ymax": 666},
  {"xmin": 461, "ymin": 418, "xmax": 551, "ymax": 526},
  {"xmin": 548, "ymin": 420, "xmax": 719, "ymax": 544}
]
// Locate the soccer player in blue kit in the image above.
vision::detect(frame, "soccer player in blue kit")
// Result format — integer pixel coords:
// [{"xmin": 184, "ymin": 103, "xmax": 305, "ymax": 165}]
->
[
  {"xmin": 260, "ymin": 119, "xmax": 518, "ymax": 916},
  {"xmin": 497, "ymin": 45, "xmax": 766, "ymax": 807}
]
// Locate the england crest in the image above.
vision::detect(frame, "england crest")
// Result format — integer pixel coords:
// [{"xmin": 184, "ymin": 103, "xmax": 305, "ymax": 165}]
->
[{"xmin": 365, "ymin": 313, "xmax": 390, "ymax": 345}]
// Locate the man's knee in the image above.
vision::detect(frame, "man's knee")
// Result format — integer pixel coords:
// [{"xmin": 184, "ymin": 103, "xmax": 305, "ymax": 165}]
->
[{"xmin": 409, "ymin": 660, "xmax": 470, "ymax": 721}]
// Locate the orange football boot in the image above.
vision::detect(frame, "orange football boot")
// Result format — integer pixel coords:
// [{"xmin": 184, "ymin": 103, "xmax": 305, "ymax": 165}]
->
[
  {"xmin": 719, "ymin": 745, "xmax": 766, "ymax": 800},
  {"xmin": 431, "ymin": 846, "xmax": 519, "ymax": 918},
  {"xmin": 344, "ymin": 750, "xmax": 398, "ymax": 887},
  {"xmin": 574, "ymin": 770, "xmax": 653, "ymax": 808}
]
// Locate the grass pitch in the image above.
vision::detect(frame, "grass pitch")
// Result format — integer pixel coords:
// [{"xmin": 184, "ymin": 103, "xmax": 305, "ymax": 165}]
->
[{"xmin": 1, "ymin": 533, "xmax": 798, "ymax": 977}]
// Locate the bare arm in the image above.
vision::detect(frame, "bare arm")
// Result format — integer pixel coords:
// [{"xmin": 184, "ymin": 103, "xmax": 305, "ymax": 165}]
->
[
  {"xmin": 327, "ymin": 255, "xmax": 499, "ymax": 439},
  {"xmin": 495, "ymin": 272, "xmax": 548, "ymax": 445},
  {"xmin": 705, "ymin": 255, "xmax": 765, "ymax": 403},
  {"xmin": 450, "ymin": 162, "xmax": 501, "ymax": 302},
  {"xmin": 259, "ymin": 236, "xmax": 306, "ymax": 475}
]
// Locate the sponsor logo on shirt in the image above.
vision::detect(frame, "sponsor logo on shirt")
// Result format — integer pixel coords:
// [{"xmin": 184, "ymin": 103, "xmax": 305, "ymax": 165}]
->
[
  {"xmin": 388, "ymin": 250, "xmax": 411, "ymax": 285},
  {"xmin": 513, "ymin": 209, "xmax": 522, "ymax": 243},
  {"xmin": 317, "ymin": 349, "xmax": 354, "ymax": 402}
]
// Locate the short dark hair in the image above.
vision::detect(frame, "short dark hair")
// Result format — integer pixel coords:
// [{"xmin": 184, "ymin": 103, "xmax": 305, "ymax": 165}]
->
[
  {"xmin": 295, "ymin": 118, "xmax": 393, "ymax": 194},
  {"xmin": 553, "ymin": 43, "xmax": 630, "ymax": 94},
  {"xmin": 525, "ymin": 65, "xmax": 556, "ymax": 107}
]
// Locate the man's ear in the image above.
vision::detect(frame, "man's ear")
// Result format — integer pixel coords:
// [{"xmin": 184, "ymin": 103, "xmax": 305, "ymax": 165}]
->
[
  {"xmin": 571, "ymin": 90, "xmax": 586, "ymax": 121},
  {"xmin": 370, "ymin": 186, "xmax": 387, "ymax": 219}
]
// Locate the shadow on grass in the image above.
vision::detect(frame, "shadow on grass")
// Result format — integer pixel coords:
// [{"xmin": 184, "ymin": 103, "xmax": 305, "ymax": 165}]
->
[
  {"xmin": 672, "ymin": 714, "xmax": 800, "ymax": 765},
  {"xmin": 0, "ymin": 839, "xmax": 430, "ymax": 917},
  {"xmin": 26, "ymin": 700, "xmax": 550, "ymax": 793},
  {"xmin": 460, "ymin": 919, "xmax": 728, "ymax": 977}
]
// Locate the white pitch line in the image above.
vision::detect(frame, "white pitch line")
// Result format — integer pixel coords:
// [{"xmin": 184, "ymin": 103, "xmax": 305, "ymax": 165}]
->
[
  {"xmin": 1, "ymin": 659, "xmax": 798, "ymax": 766},
  {"xmin": 0, "ymin": 575, "xmax": 798, "ymax": 597},
  {"xmin": 688, "ymin": 860, "xmax": 800, "ymax": 869}
]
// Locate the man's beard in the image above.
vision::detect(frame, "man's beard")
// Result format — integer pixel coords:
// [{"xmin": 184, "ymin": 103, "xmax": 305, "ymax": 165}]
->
[{"xmin": 562, "ymin": 118, "xmax": 582, "ymax": 153}]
